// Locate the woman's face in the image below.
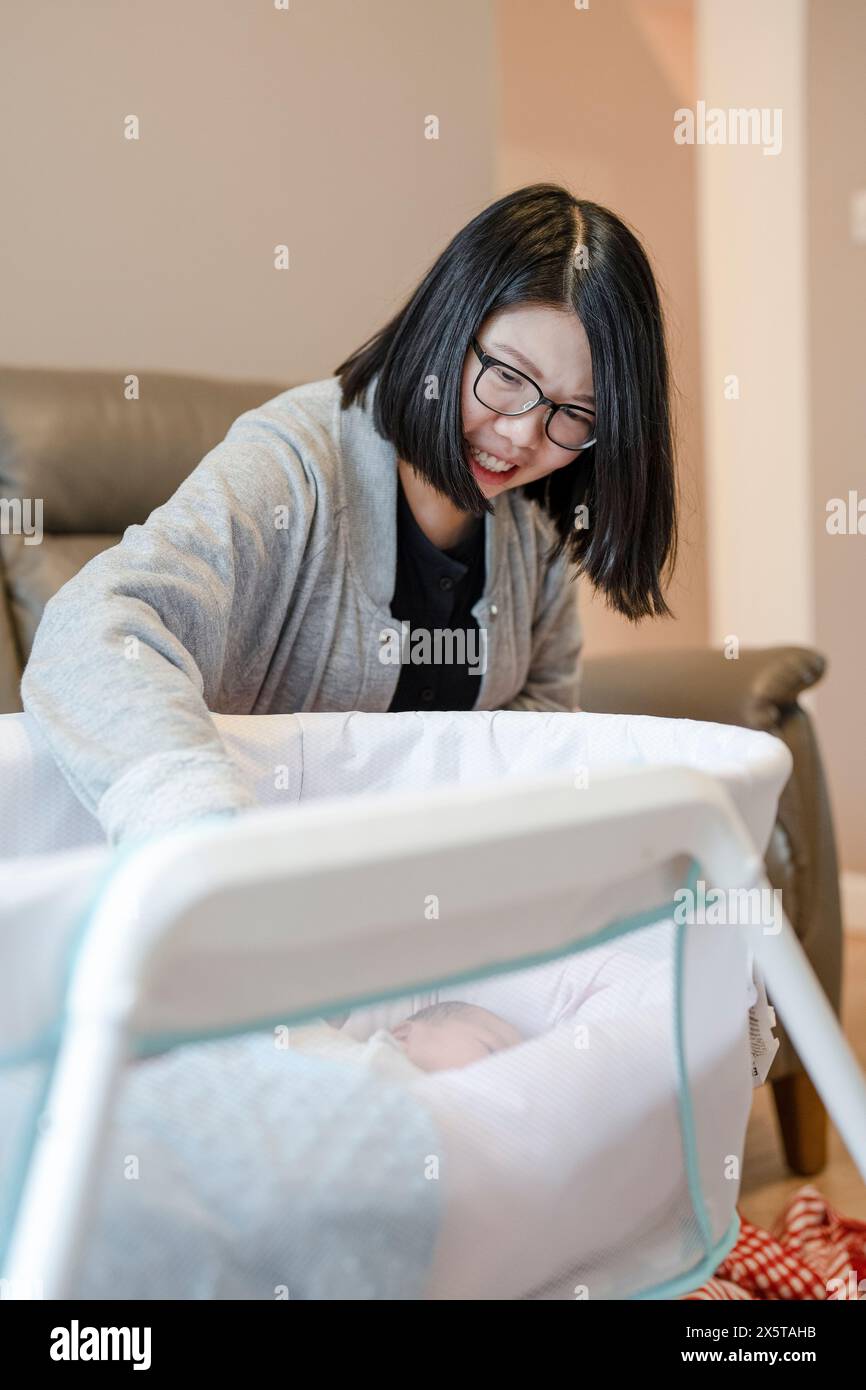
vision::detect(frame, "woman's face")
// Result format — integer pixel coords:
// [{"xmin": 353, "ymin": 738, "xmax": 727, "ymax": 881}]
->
[{"xmin": 459, "ymin": 304, "xmax": 595, "ymax": 499}]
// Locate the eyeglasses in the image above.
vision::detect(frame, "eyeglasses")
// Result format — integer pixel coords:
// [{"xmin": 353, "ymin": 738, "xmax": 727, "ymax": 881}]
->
[{"xmin": 470, "ymin": 337, "xmax": 596, "ymax": 451}]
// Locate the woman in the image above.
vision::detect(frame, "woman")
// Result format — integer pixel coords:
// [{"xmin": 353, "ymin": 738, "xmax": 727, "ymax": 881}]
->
[{"xmin": 21, "ymin": 183, "xmax": 677, "ymax": 846}]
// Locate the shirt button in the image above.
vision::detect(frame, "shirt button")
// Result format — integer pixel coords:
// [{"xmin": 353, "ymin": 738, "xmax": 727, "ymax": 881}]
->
[
  {"xmin": 489, "ymin": 604, "xmax": 498, "ymax": 618},
  {"xmin": 438, "ymin": 575, "xmax": 454, "ymax": 592},
  {"xmin": 420, "ymin": 687, "xmax": 435, "ymax": 703}
]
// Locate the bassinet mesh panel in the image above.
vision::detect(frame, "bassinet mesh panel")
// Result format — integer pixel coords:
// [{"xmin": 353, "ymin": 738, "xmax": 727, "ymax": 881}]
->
[
  {"xmin": 73, "ymin": 1035, "xmax": 444, "ymax": 1301},
  {"xmin": 0, "ymin": 883, "xmax": 748, "ymax": 1302}
]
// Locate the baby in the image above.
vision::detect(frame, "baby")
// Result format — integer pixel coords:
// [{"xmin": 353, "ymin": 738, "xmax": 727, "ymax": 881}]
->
[
  {"xmin": 391, "ymin": 1001, "xmax": 524, "ymax": 1071},
  {"xmin": 286, "ymin": 1001, "xmax": 523, "ymax": 1081}
]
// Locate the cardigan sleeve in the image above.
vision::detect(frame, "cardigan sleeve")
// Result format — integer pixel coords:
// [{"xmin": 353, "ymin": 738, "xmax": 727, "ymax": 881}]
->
[
  {"xmin": 20, "ymin": 408, "xmax": 321, "ymax": 847},
  {"xmin": 502, "ymin": 544, "xmax": 583, "ymax": 713}
]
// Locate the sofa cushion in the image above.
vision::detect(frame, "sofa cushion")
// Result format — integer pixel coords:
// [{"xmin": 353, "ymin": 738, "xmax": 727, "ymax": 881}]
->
[
  {"xmin": 0, "ymin": 532, "xmax": 121, "ymax": 663},
  {"xmin": 0, "ymin": 366, "xmax": 286, "ymax": 534}
]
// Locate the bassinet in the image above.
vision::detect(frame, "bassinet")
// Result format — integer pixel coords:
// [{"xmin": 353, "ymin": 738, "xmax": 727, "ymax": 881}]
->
[{"xmin": 1, "ymin": 709, "xmax": 864, "ymax": 1300}]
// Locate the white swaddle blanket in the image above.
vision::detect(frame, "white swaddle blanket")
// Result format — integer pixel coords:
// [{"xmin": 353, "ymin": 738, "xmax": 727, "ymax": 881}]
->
[{"xmin": 288, "ymin": 1020, "xmax": 421, "ymax": 1082}]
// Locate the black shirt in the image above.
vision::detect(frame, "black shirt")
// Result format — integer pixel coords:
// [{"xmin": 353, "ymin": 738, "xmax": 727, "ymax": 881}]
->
[{"xmin": 387, "ymin": 477, "xmax": 486, "ymax": 712}]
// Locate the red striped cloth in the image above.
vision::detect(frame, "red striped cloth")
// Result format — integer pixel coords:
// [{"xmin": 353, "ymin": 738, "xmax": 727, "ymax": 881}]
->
[{"xmin": 683, "ymin": 1185, "xmax": 866, "ymax": 1301}]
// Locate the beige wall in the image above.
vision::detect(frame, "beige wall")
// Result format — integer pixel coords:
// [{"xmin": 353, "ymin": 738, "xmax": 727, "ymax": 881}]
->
[
  {"xmin": 694, "ymin": 0, "xmax": 866, "ymax": 876},
  {"xmin": 696, "ymin": 0, "xmax": 814, "ymax": 650},
  {"xmin": 496, "ymin": 0, "xmax": 709, "ymax": 656},
  {"xmin": 0, "ymin": 0, "xmax": 496, "ymax": 383},
  {"xmin": 808, "ymin": 0, "xmax": 866, "ymax": 875}
]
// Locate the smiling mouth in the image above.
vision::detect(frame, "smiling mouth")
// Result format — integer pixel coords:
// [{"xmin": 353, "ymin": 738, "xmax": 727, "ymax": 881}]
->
[{"xmin": 466, "ymin": 442, "xmax": 519, "ymax": 479}]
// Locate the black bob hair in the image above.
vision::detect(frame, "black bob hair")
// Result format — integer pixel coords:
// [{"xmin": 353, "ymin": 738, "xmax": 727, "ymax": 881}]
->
[{"xmin": 335, "ymin": 183, "xmax": 678, "ymax": 622}]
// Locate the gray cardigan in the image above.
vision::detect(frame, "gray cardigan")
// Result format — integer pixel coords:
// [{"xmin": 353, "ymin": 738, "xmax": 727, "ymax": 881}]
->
[{"xmin": 20, "ymin": 374, "xmax": 583, "ymax": 846}]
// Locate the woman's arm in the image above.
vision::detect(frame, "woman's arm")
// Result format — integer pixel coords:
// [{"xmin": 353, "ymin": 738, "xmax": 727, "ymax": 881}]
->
[
  {"xmin": 502, "ymin": 547, "xmax": 583, "ymax": 713},
  {"xmin": 20, "ymin": 413, "xmax": 318, "ymax": 846}
]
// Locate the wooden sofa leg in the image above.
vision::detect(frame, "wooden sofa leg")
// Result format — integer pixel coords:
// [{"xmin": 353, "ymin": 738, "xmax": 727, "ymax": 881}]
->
[{"xmin": 770, "ymin": 1071, "xmax": 828, "ymax": 1175}]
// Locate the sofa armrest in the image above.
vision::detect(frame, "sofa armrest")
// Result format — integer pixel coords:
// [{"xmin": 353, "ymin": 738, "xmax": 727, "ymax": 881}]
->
[{"xmin": 578, "ymin": 645, "xmax": 825, "ymax": 731}]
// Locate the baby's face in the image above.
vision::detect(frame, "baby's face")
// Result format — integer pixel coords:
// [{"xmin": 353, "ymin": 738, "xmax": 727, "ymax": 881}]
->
[{"xmin": 391, "ymin": 1006, "xmax": 523, "ymax": 1073}]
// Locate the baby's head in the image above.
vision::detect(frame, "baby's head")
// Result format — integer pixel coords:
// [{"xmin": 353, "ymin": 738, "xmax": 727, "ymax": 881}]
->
[{"xmin": 390, "ymin": 1001, "xmax": 523, "ymax": 1073}]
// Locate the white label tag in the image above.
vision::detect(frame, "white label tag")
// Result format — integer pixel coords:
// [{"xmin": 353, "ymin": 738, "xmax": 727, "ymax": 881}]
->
[{"xmin": 748, "ymin": 957, "xmax": 780, "ymax": 1087}]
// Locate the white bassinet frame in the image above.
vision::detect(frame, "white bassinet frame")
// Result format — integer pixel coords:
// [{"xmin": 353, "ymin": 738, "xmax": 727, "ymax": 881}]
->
[{"xmin": 4, "ymin": 763, "xmax": 866, "ymax": 1299}]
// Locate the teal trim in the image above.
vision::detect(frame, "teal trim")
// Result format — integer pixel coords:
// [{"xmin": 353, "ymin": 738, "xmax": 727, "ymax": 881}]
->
[
  {"xmin": 624, "ymin": 854, "xmax": 747, "ymax": 1302},
  {"xmin": 0, "ymin": 1022, "xmax": 62, "ymax": 1069},
  {"xmin": 0, "ymin": 813, "xmax": 230, "ymax": 1269},
  {"xmin": 0, "ymin": 1062, "xmax": 55, "ymax": 1272},
  {"xmin": 629, "ymin": 1211, "xmax": 742, "ymax": 1301},
  {"xmin": 0, "ymin": 842, "xmax": 131, "ymax": 1266},
  {"xmin": 131, "ymin": 891, "xmax": 682, "ymax": 1057},
  {"xmin": 671, "ymin": 858, "xmax": 715, "ymax": 1259}
]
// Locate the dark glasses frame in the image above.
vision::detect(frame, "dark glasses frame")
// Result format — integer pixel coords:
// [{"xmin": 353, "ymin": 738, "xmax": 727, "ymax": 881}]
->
[{"xmin": 470, "ymin": 337, "xmax": 596, "ymax": 452}]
